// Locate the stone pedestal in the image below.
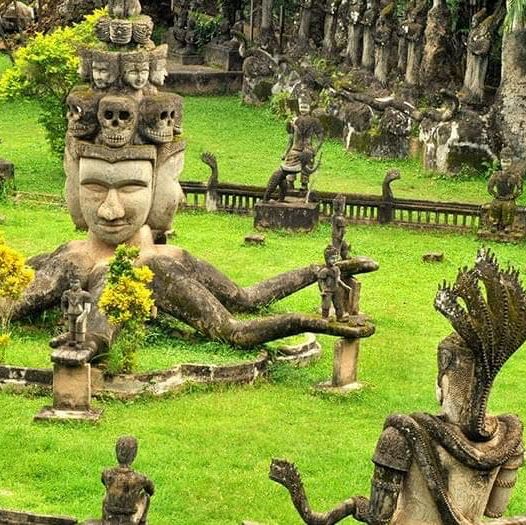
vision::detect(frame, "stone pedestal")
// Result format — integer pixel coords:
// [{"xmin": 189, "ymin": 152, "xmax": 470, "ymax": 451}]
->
[
  {"xmin": 171, "ymin": 49, "xmax": 204, "ymax": 66},
  {"xmin": 204, "ymin": 43, "xmax": 243, "ymax": 71},
  {"xmin": 254, "ymin": 199, "xmax": 319, "ymax": 232},
  {"xmin": 332, "ymin": 338, "xmax": 360, "ymax": 387},
  {"xmin": 35, "ymin": 345, "xmax": 101, "ymax": 423},
  {"xmin": 0, "ymin": 158, "xmax": 14, "ymax": 191}
]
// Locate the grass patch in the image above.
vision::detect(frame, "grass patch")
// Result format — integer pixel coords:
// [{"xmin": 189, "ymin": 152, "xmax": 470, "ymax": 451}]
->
[{"xmin": 0, "ymin": 203, "xmax": 525, "ymax": 522}]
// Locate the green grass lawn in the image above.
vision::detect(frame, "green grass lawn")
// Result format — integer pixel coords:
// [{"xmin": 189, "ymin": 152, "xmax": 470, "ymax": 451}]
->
[
  {"xmin": 1, "ymin": 51, "xmax": 526, "ymax": 524},
  {"xmin": 0, "ymin": 203, "xmax": 526, "ymax": 523}
]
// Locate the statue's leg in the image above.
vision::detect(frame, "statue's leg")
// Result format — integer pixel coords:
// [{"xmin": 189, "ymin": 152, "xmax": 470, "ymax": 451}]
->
[
  {"xmin": 177, "ymin": 251, "xmax": 378, "ymax": 313},
  {"xmin": 149, "ymin": 257, "xmax": 374, "ymax": 347}
]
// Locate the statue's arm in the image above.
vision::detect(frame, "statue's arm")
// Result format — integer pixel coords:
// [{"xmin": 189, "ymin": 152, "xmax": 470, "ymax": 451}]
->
[
  {"xmin": 282, "ymin": 121, "xmax": 295, "ymax": 159},
  {"xmin": 485, "ymin": 445, "xmax": 524, "ymax": 519}
]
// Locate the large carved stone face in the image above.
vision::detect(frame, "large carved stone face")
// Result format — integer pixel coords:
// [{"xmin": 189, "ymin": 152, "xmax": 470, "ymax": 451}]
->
[
  {"xmin": 97, "ymin": 96, "xmax": 138, "ymax": 148},
  {"xmin": 150, "ymin": 59, "xmax": 167, "ymax": 87},
  {"xmin": 66, "ymin": 90, "xmax": 100, "ymax": 139},
  {"xmin": 123, "ymin": 59, "xmax": 150, "ymax": 90},
  {"xmin": 92, "ymin": 58, "xmax": 119, "ymax": 90},
  {"xmin": 79, "ymin": 158, "xmax": 153, "ymax": 246},
  {"xmin": 139, "ymin": 94, "xmax": 182, "ymax": 144}
]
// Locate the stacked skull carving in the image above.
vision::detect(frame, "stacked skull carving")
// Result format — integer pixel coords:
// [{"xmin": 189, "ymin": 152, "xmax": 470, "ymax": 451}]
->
[{"xmin": 65, "ymin": 0, "xmax": 185, "ymax": 242}]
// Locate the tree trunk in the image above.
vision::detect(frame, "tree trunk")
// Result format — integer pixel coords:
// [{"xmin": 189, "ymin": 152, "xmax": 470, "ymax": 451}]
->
[{"xmin": 498, "ymin": 4, "xmax": 526, "ymax": 158}]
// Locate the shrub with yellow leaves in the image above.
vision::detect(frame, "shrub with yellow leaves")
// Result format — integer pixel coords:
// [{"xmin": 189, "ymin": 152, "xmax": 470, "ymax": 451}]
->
[
  {"xmin": 98, "ymin": 245, "xmax": 154, "ymax": 374},
  {"xmin": 0, "ymin": 236, "xmax": 34, "ymax": 362}
]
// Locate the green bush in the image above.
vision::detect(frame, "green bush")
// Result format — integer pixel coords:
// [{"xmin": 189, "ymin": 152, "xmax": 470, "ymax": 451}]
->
[
  {"xmin": 0, "ymin": 10, "xmax": 103, "ymax": 158},
  {"xmin": 192, "ymin": 11, "xmax": 221, "ymax": 48}
]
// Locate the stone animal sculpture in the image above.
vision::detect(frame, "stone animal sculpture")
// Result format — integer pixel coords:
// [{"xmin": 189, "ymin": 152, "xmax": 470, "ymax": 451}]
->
[
  {"xmin": 270, "ymin": 249, "xmax": 526, "ymax": 524},
  {"xmin": 13, "ymin": 0, "xmax": 378, "ymax": 357}
]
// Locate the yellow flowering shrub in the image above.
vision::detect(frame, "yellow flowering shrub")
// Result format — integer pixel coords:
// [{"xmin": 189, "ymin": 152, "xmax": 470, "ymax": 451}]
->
[
  {"xmin": 0, "ymin": 236, "xmax": 34, "ymax": 362},
  {"xmin": 98, "ymin": 245, "xmax": 155, "ymax": 373}
]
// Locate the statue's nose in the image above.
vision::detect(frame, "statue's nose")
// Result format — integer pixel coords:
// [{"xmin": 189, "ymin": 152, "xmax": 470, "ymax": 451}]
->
[{"xmin": 97, "ymin": 189, "xmax": 125, "ymax": 221}]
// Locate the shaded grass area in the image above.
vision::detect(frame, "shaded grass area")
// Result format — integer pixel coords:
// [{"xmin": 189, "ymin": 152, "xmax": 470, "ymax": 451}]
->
[
  {"xmin": 0, "ymin": 203, "xmax": 525, "ymax": 523},
  {"xmin": 0, "ymin": 56, "xmax": 494, "ymax": 203}
]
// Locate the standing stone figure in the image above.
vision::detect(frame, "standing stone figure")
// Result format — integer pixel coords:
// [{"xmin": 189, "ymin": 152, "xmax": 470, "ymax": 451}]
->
[
  {"xmin": 463, "ymin": 4, "xmax": 505, "ymax": 103},
  {"xmin": 374, "ymin": 2, "xmax": 395, "ymax": 86},
  {"xmin": 345, "ymin": 0, "xmax": 366, "ymax": 67},
  {"xmin": 60, "ymin": 278, "xmax": 93, "ymax": 348},
  {"xmin": 296, "ymin": 0, "xmax": 314, "ymax": 52},
  {"xmin": 322, "ymin": 0, "xmax": 342, "ymax": 57},
  {"xmin": 280, "ymin": 95, "xmax": 324, "ymax": 192},
  {"xmin": 361, "ymin": 0, "xmax": 378, "ymax": 71},
  {"xmin": 318, "ymin": 246, "xmax": 351, "ymax": 323},
  {"xmin": 102, "ymin": 436, "xmax": 155, "ymax": 525},
  {"xmin": 403, "ymin": 0, "xmax": 428, "ymax": 86},
  {"xmin": 487, "ymin": 147, "xmax": 523, "ymax": 233},
  {"xmin": 331, "ymin": 194, "xmax": 349, "ymax": 260},
  {"xmin": 272, "ymin": 249, "xmax": 526, "ymax": 525}
]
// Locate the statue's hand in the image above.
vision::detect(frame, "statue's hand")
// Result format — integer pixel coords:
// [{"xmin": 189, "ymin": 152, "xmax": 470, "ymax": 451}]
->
[
  {"xmin": 337, "ymin": 256, "xmax": 379, "ymax": 277},
  {"xmin": 269, "ymin": 459, "xmax": 302, "ymax": 491}
]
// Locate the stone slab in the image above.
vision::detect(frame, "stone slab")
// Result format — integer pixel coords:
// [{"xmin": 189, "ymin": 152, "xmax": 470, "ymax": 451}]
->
[
  {"xmin": 315, "ymin": 381, "xmax": 364, "ymax": 394},
  {"xmin": 53, "ymin": 363, "xmax": 91, "ymax": 410},
  {"xmin": 51, "ymin": 346, "xmax": 96, "ymax": 366},
  {"xmin": 0, "ymin": 509, "xmax": 77, "ymax": 524},
  {"xmin": 170, "ymin": 50, "xmax": 204, "ymax": 66},
  {"xmin": 0, "ymin": 159, "xmax": 14, "ymax": 182},
  {"xmin": 332, "ymin": 338, "xmax": 360, "ymax": 387},
  {"xmin": 204, "ymin": 43, "xmax": 243, "ymax": 71},
  {"xmin": 254, "ymin": 200, "xmax": 319, "ymax": 232},
  {"xmin": 34, "ymin": 407, "xmax": 102, "ymax": 423},
  {"xmin": 165, "ymin": 61, "xmax": 242, "ymax": 95}
]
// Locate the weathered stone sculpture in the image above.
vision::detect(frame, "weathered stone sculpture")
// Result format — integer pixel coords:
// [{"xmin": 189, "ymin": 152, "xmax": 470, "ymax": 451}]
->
[
  {"xmin": 280, "ymin": 95, "xmax": 324, "ymax": 192},
  {"xmin": 403, "ymin": 0, "xmax": 427, "ymax": 86},
  {"xmin": 331, "ymin": 194, "xmax": 349, "ymax": 260},
  {"xmin": 345, "ymin": 0, "xmax": 366, "ymax": 67},
  {"xmin": 15, "ymin": 0, "xmax": 379, "ymax": 355},
  {"xmin": 373, "ymin": 2, "xmax": 395, "ymax": 86},
  {"xmin": 318, "ymin": 246, "xmax": 350, "ymax": 323},
  {"xmin": 462, "ymin": 5, "xmax": 505, "ymax": 104},
  {"xmin": 419, "ymin": 0, "xmax": 453, "ymax": 88},
  {"xmin": 361, "ymin": 0, "xmax": 378, "ymax": 71},
  {"xmin": 479, "ymin": 147, "xmax": 525, "ymax": 242},
  {"xmin": 58, "ymin": 278, "xmax": 93, "ymax": 348},
  {"xmin": 322, "ymin": 0, "xmax": 342, "ymax": 57},
  {"xmin": 101, "ymin": 436, "xmax": 154, "ymax": 525},
  {"xmin": 270, "ymin": 249, "xmax": 526, "ymax": 524},
  {"xmin": 296, "ymin": 0, "xmax": 314, "ymax": 53}
]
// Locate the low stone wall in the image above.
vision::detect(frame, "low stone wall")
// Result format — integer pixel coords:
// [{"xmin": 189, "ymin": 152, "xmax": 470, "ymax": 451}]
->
[
  {"xmin": 0, "ymin": 335, "xmax": 321, "ymax": 399},
  {"xmin": 0, "ymin": 509, "xmax": 77, "ymax": 524}
]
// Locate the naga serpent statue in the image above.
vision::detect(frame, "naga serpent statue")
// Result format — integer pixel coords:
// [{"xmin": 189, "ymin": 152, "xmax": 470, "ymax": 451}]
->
[
  {"xmin": 270, "ymin": 249, "xmax": 526, "ymax": 525},
  {"xmin": 13, "ymin": 1, "xmax": 378, "ymax": 356}
]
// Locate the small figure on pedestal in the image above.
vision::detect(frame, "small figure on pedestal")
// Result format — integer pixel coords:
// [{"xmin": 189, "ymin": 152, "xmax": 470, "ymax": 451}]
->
[
  {"xmin": 59, "ymin": 278, "xmax": 93, "ymax": 349},
  {"xmin": 318, "ymin": 246, "xmax": 351, "ymax": 323},
  {"xmin": 487, "ymin": 147, "xmax": 523, "ymax": 234},
  {"xmin": 332, "ymin": 194, "xmax": 350, "ymax": 260},
  {"xmin": 102, "ymin": 436, "xmax": 155, "ymax": 525}
]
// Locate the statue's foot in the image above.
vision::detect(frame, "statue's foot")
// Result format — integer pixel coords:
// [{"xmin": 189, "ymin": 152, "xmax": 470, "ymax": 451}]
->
[{"xmin": 336, "ymin": 314, "xmax": 350, "ymax": 323}]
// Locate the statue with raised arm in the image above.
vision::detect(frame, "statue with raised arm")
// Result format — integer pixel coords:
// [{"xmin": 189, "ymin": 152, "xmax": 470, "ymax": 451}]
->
[{"xmin": 271, "ymin": 248, "xmax": 526, "ymax": 525}]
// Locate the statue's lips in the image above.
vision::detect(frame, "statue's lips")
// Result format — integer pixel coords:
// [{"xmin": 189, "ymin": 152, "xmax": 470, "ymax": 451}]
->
[{"xmin": 96, "ymin": 222, "xmax": 128, "ymax": 231}]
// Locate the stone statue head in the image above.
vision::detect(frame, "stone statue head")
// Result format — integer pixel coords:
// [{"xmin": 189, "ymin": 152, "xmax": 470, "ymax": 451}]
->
[
  {"xmin": 116, "ymin": 436, "xmax": 138, "ymax": 467},
  {"xmin": 139, "ymin": 94, "xmax": 183, "ymax": 144},
  {"xmin": 500, "ymin": 145, "xmax": 514, "ymax": 171},
  {"xmin": 434, "ymin": 249, "xmax": 526, "ymax": 441},
  {"xmin": 78, "ymin": 146, "xmax": 155, "ymax": 246},
  {"xmin": 91, "ymin": 50, "xmax": 120, "ymax": 90},
  {"xmin": 333, "ymin": 194, "xmax": 346, "ymax": 215},
  {"xmin": 324, "ymin": 245, "xmax": 339, "ymax": 266},
  {"xmin": 149, "ymin": 44, "xmax": 168, "ymax": 87},
  {"xmin": 66, "ymin": 89, "xmax": 101, "ymax": 139},
  {"xmin": 97, "ymin": 95, "xmax": 139, "ymax": 148},
  {"xmin": 77, "ymin": 47, "xmax": 93, "ymax": 82},
  {"xmin": 121, "ymin": 51, "xmax": 150, "ymax": 90}
]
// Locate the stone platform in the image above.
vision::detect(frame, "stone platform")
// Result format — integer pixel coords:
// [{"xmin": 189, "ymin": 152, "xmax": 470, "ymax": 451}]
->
[
  {"xmin": 254, "ymin": 199, "xmax": 319, "ymax": 232},
  {"xmin": 165, "ymin": 60, "xmax": 242, "ymax": 95}
]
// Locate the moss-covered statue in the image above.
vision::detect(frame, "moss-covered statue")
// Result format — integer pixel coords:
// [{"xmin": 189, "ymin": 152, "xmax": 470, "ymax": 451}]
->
[
  {"xmin": 270, "ymin": 249, "xmax": 526, "ymax": 525},
  {"xmin": 13, "ymin": 0, "xmax": 378, "ymax": 356}
]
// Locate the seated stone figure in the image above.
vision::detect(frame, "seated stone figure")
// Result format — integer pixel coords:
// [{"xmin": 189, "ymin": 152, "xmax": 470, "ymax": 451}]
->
[{"xmin": 271, "ymin": 249, "xmax": 526, "ymax": 525}]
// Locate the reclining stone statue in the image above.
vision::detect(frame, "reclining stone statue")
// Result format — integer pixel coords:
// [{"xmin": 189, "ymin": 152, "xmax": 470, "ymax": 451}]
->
[
  {"xmin": 12, "ymin": 0, "xmax": 378, "ymax": 355},
  {"xmin": 270, "ymin": 249, "xmax": 526, "ymax": 525}
]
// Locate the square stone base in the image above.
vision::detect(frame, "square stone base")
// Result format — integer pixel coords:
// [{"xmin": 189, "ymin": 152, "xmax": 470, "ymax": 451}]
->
[
  {"xmin": 254, "ymin": 199, "xmax": 319, "ymax": 232},
  {"xmin": 53, "ymin": 362, "xmax": 91, "ymax": 411},
  {"xmin": 204, "ymin": 43, "xmax": 242, "ymax": 71},
  {"xmin": 315, "ymin": 381, "xmax": 364, "ymax": 394},
  {"xmin": 34, "ymin": 406, "xmax": 102, "ymax": 423},
  {"xmin": 171, "ymin": 50, "xmax": 204, "ymax": 66}
]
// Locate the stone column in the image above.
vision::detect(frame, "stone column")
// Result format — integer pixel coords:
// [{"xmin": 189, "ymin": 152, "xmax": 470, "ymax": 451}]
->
[
  {"xmin": 332, "ymin": 337, "xmax": 360, "ymax": 387},
  {"xmin": 297, "ymin": 0, "xmax": 313, "ymax": 48}
]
